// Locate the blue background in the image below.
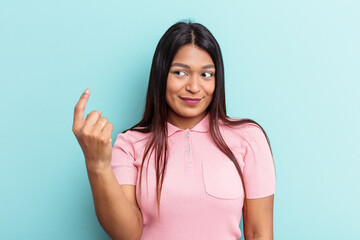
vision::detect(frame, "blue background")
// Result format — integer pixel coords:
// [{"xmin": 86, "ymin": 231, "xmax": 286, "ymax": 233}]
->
[{"xmin": 1, "ymin": 0, "xmax": 359, "ymax": 239}]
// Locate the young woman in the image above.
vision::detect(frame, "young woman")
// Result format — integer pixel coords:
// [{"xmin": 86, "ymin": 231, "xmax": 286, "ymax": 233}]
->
[{"xmin": 73, "ymin": 21, "xmax": 275, "ymax": 240}]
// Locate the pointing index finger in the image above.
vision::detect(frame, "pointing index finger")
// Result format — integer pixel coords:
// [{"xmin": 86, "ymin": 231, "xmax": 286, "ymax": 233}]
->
[{"xmin": 73, "ymin": 88, "xmax": 91, "ymax": 128}]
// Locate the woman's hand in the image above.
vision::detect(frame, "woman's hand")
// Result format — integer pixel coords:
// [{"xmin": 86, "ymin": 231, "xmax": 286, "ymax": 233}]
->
[{"xmin": 72, "ymin": 88, "xmax": 114, "ymax": 172}]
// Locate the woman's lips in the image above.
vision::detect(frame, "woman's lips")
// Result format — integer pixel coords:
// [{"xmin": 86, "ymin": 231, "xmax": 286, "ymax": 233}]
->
[{"xmin": 180, "ymin": 97, "xmax": 202, "ymax": 105}]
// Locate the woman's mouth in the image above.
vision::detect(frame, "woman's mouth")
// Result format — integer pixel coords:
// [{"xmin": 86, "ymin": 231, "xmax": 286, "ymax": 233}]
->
[{"xmin": 180, "ymin": 97, "xmax": 202, "ymax": 106}]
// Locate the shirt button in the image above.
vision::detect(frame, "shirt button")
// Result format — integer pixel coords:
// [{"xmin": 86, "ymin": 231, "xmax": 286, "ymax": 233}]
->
[
  {"xmin": 185, "ymin": 146, "xmax": 190, "ymax": 152},
  {"xmin": 185, "ymin": 133, "xmax": 189, "ymax": 138},
  {"xmin": 186, "ymin": 162, "xmax": 192, "ymax": 167}
]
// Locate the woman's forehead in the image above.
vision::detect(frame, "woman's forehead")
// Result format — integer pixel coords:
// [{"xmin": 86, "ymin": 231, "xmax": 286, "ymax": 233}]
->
[{"xmin": 171, "ymin": 44, "xmax": 214, "ymax": 68}]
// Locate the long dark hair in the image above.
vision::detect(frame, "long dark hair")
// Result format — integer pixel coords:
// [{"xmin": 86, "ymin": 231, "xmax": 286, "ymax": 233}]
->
[{"xmin": 125, "ymin": 20, "xmax": 274, "ymax": 220}]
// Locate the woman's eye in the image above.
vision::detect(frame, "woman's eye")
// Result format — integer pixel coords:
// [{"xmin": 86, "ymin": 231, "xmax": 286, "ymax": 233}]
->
[
  {"xmin": 174, "ymin": 71, "xmax": 186, "ymax": 76},
  {"xmin": 201, "ymin": 72, "xmax": 213, "ymax": 78}
]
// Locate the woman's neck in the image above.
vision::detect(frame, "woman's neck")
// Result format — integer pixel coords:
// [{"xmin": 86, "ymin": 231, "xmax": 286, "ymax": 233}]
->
[{"xmin": 167, "ymin": 110, "xmax": 207, "ymax": 130}]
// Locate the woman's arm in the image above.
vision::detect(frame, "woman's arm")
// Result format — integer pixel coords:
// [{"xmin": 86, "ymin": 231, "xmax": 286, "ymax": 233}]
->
[
  {"xmin": 72, "ymin": 89, "xmax": 143, "ymax": 240},
  {"xmin": 243, "ymin": 194, "xmax": 274, "ymax": 240},
  {"xmin": 87, "ymin": 166, "xmax": 143, "ymax": 240}
]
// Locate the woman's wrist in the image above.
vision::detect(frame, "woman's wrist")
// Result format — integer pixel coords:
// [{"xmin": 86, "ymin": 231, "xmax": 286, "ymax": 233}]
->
[{"xmin": 86, "ymin": 160, "xmax": 112, "ymax": 176}]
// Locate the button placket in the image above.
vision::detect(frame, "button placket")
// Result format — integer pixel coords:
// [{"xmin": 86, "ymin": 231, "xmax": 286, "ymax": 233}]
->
[{"xmin": 185, "ymin": 130, "xmax": 192, "ymax": 168}]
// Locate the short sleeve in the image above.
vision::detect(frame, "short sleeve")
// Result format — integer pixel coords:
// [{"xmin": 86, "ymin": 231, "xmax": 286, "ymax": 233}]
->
[
  {"xmin": 243, "ymin": 124, "xmax": 275, "ymax": 199},
  {"xmin": 110, "ymin": 131, "xmax": 138, "ymax": 185}
]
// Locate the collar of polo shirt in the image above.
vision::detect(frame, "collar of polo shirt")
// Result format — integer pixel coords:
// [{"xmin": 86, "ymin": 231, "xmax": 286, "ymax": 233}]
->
[{"xmin": 167, "ymin": 112, "xmax": 210, "ymax": 137}]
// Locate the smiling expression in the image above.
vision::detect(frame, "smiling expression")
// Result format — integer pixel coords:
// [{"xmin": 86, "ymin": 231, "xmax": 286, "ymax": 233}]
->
[{"xmin": 166, "ymin": 44, "xmax": 216, "ymax": 129}]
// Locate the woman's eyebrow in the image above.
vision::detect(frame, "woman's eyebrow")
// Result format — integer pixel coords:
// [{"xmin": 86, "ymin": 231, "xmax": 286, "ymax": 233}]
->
[
  {"xmin": 170, "ymin": 63, "xmax": 215, "ymax": 69},
  {"xmin": 171, "ymin": 63, "xmax": 190, "ymax": 68},
  {"xmin": 202, "ymin": 64, "xmax": 215, "ymax": 69}
]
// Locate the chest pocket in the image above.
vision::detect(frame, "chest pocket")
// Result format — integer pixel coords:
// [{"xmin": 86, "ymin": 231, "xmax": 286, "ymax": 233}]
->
[{"xmin": 202, "ymin": 160, "xmax": 244, "ymax": 199}]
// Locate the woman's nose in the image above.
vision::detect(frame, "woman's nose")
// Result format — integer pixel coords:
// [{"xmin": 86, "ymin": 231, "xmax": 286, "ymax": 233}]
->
[{"xmin": 185, "ymin": 75, "xmax": 201, "ymax": 93}]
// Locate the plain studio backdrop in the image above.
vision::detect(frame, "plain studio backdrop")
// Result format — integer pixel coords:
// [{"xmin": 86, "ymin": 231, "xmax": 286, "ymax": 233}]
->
[{"xmin": 0, "ymin": 0, "xmax": 359, "ymax": 239}]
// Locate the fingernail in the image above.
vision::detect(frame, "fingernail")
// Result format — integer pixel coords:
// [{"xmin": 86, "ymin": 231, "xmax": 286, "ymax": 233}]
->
[
  {"xmin": 98, "ymin": 110, "xmax": 102, "ymax": 115},
  {"xmin": 84, "ymin": 88, "xmax": 90, "ymax": 94}
]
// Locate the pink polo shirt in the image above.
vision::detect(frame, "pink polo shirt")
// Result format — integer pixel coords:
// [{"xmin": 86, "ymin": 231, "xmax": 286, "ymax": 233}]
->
[{"xmin": 110, "ymin": 113, "xmax": 275, "ymax": 240}]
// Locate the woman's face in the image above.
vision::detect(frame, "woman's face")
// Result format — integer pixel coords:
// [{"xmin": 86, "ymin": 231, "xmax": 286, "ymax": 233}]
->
[{"xmin": 166, "ymin": 44, "xmax": 215, "ymax": 127}]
